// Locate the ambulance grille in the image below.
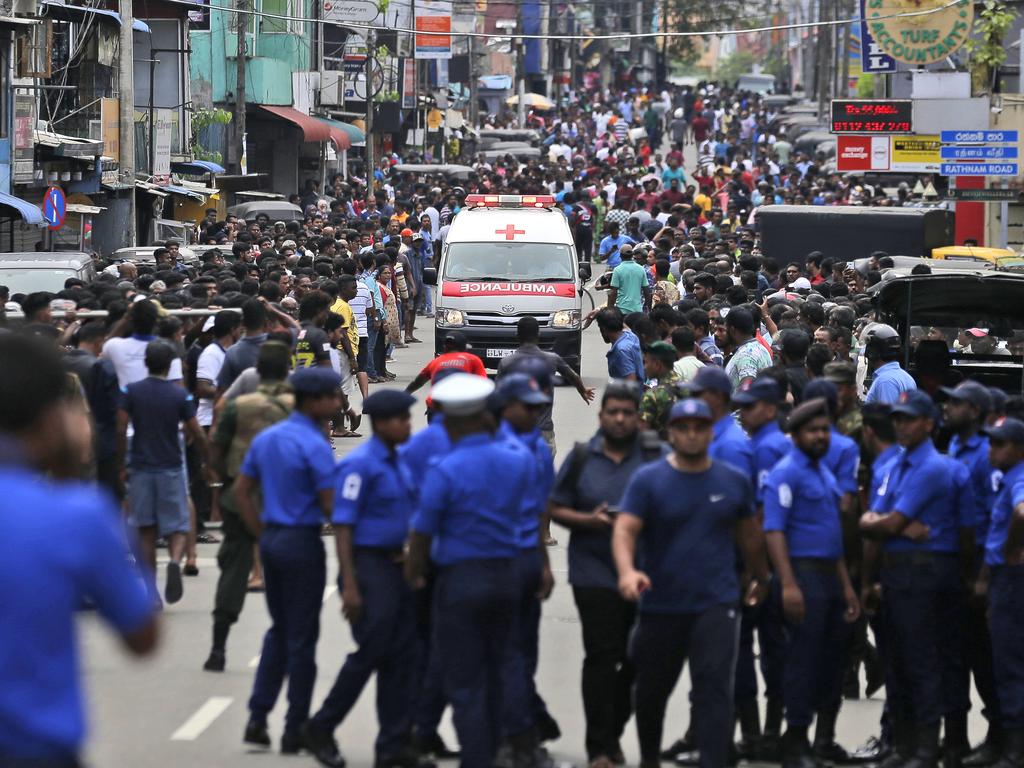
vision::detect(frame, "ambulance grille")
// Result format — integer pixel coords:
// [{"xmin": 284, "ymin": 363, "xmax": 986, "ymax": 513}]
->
[{"xmin": 465, "ymin": 311, "xmax": 551, "ymax": 327}]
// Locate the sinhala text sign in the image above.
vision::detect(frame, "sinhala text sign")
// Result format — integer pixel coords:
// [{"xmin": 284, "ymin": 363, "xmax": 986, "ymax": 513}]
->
[{"xmin": 864, "ymin": 0, "xmax": 973, "ymax": 66}]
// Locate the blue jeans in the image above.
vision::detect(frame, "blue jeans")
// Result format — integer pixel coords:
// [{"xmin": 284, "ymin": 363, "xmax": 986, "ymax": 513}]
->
[
  {"xmin": 312, "ymin": 549, "xmax": 417, "ymax": 756},
  {"xmin": 248, "ymin": 526, "xmax": 325, "ymax": 734},
  {"xmin": 366, "ymin": 325, "xmax": 380, "ymax": 378}
]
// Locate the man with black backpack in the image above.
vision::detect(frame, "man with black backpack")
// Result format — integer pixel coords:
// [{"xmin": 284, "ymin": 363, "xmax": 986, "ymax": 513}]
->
[{"xmin": 549, "ymin": 380, "xmax": 667, "ymax": 768}]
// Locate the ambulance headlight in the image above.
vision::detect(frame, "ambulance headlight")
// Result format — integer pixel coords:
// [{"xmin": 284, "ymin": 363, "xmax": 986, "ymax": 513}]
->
[
  {"xmin": 552, "ymin": 309, "xmax": 581, "ymax": 329},
  {"xmin": 437, "ymin": 308, "xmax": 466, "ymax": 327}
]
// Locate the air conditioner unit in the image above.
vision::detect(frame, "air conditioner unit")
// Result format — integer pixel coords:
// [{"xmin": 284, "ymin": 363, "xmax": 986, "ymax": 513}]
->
[{"xmin": 320, "ymin": 70, "xmax": 344, "ymax": 106}]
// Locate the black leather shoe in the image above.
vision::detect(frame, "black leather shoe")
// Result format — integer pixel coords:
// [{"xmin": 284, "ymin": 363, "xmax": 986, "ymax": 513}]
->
[
  {"xmin": 848, "ymin": 736, "xmax": 890, "ymax": 763},
  {"xmin": 814, "ymin": 740, "xmax": 853, "ymax": 764},
  {"xmin": 963, "ymin": 740, "xmax": 1002, "ymax": 767},
  {"xmin": 301, "ymin": 721, "xmax": 346, "ymax": 768},
  {"xmin": 281, "ymin": 730, "xmax": 305, "ymax": 754},
  {"xmin": 375, "ymin": 747, "xmax": 437, "ymax": 768},
  {"xmin": 735, "ymin": 735, "xmax": 761, "ymax": 761},
  {"xmin": 673, "ymin": 749, "xmax": 701, "ymax": 766},
  {"xmin": 243, "ymin": 720, "xmax": 271, "ymax": 748},
  {"xmin": 412, "ymin": 732, "xmax": 460, "ymax": 759},
  {"xmin": 662, "ymin": 738, "xmax": 693, "ymax": 761},
  {"xmin": 203, "ymin": 648, "xmax": 225, "ymax": 672},
  {"xmin": 537, "ymin": 712, "xmax": 561, "ymax": 743}
]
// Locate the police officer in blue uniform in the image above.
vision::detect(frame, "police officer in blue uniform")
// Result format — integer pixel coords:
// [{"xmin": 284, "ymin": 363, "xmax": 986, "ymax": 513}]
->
[
  {"xmin": 978, "ymin": 416, "xmax": 1024, "ymax": 768},
  {"xmin": 733, "ymin": 375, "xmax": 790, "ymax": 760},
  {"xmin": 235, "ymin": 367, "xmax": 341, "ymax": 753},
  {"xmin": 303, "ymin": 389, "xmax": 425, "ymax": 768},
  {"xmin": 496, "ymin": 373, "xmax": 558, "ymax": 767},
  {"xmin": 688, "ymin": 365, "xmax": 754, "ymax": 478},
  {"xmin": 763, "ymin": 398, "xmax": 860, "ymax": 768},
  {"xmin": 859, "ymin": 390, "xmax": 973, "ymax": 768},
  {"xmin": 0, "ymin": 334, "xmax": 158, "ymax": 766},
  {"xmin": 613, "ymin": 398, "xmax": 771, "ymax": 768},
  {"xmin": 943, "ymin": 381, "xmax": 1002, "ymax": 766},
  {"xmin": 406, "ymin": 373, "xmax": 534, "ymax": 768}
]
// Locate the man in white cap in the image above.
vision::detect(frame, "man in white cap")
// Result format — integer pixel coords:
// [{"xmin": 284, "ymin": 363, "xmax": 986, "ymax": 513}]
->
[{"xmin": 406, "ymin": 373, "xmax": 535, "ymax": 768}]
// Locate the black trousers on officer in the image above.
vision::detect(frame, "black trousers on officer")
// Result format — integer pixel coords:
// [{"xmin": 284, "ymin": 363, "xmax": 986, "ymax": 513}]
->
[
  {"xmin": 248, "ymin": 526, "xmax": 326, "ymax": 736},
  {"xmin": 503, "ymin": 548, "xmax": 551, "ymax": 738},
  {"xmin": 880, "ymin": 553, "xmax": 965, "ymax": 728},
  {"xmin": 413, "ymin": 570, "xmax": 447, "ymax": 738},
  {"xmin": 573, "ymin": 586, "xmax": 636, "ymax": 761},
  {"xmin": 778, "ymin": 560, "xmax": 846, "ymax": 727},
  {"xmin": 434, "ymin": 558, "xmax": 517, "ymax": 768},
  {"xmin": 631, "ymin": 604, "xmax": 740, "ymax": 768},
  {"xmin": 734, "ymin": 590, "xmax": 784, "ymax": 715},
  {"xmin": 967, "ymin": 559, "xmax": 1002, "ymax": 727},
  {"xmin": 989, "ymin": 564, "xmax": 1024, "ymax": 729},
  {"xmin": 212, "ymin": 483, "xmax": 255, "ymax": 631},
  {"xmin": 310, "ymin": 548, "xmax": 417, "ymax": 756}
]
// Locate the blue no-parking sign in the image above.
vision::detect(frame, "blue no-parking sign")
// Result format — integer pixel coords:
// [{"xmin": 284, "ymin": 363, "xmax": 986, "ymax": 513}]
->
[{"xmin": 42, "ymin": 186, "xmax": 66, "ymax": 231}]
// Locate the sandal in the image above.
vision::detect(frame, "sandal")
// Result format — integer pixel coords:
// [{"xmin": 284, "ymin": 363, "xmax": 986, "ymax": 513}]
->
[{"xmin": 247, "ymin": 581, "xmax": 265, "ymax": 593}]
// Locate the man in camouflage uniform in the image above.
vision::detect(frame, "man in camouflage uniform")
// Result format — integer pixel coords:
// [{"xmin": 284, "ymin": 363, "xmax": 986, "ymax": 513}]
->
[
  {"xmin": 204, "ymin": 342, "xmax": 295, "ymax": 672},
  {"xmin": 639, "ymin": 341, "xmax": 681, "ymax": 439}
]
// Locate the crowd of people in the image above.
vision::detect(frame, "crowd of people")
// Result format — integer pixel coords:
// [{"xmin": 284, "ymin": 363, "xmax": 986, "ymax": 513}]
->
[{"xmin": 3, "ymin": 80, "xmax": 1022, "ymax": 768}]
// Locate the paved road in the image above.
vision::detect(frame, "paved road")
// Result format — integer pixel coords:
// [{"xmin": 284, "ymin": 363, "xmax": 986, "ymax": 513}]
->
[{"xmin": 77, "ymin": 306, "xmax": 986, "ymax": 767}]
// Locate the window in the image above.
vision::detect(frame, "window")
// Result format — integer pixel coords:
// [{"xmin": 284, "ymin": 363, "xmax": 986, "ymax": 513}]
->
[
  {"xmin": 17, "ymin": 21, "xmax": 52, "ymax": 78},
  {"xmin": 260, "ymin": 0, "xmax": 303, "ymax": 34}
]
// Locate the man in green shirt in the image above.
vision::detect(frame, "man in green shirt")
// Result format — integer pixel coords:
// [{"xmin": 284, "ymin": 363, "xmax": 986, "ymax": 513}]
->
[{"xmin": 608, "ymin": 246, "xmax": 650, "ymax": 314}]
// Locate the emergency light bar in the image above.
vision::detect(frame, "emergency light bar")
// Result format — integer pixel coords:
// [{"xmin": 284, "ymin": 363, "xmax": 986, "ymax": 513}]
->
[{"xmin": 465, "ymin": 194, "xmax": 556, "ymax": 209}]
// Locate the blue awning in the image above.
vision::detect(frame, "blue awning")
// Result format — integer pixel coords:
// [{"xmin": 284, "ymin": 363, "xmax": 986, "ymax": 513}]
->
[
  {"xmin": 40, "ymin": 1, "xmax": 151, "ymax": 32},
  {"xmin": 171, "ymin": 160, "xmax": 226, "ymax": 175},
  {"xmin": 162, "ymin": 184, "xmax": 207, "ymax": 202},
  {"xmin": 0, "ymin": 192, "xmax": 45, "ymax": 226}
]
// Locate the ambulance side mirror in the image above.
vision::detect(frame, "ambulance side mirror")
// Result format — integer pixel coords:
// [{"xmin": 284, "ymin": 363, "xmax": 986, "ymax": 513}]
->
[
  {"xmin": 423, "ymin": 267, "xmax": 437, "ymax": 286},
  {"xmin": 578, "ymin": 262, "xmax": 592, "ymax": 282}
]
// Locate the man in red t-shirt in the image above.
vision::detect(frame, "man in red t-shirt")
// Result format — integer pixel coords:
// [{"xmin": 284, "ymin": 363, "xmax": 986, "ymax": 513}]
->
[{"xmin": 405, "ymin": 331, "xmax": 487, "ymax": 394}]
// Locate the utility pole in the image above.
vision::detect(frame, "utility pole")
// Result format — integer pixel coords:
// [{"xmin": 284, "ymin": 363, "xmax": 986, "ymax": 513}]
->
[
  {"xmin": 468, "ymin": 32, "xmax": 479, "ymax": 128},
  {"xmin": 117, "ymin": 0, "xmax": 137, "ymax": 244},
  {"xmin": 365, "ymin": 27, "xmax": 375, "ymax": 192},
  {"xmin": 516, "ymin": 13, "xmax": 526, "ymax": 127},
  {"xmin": 232, "ymin": 0, "xmax": 248, "ymax": 174},
  {"xmin": 816, "ymin": 0, "xmax": 830, "ymax": 120}
]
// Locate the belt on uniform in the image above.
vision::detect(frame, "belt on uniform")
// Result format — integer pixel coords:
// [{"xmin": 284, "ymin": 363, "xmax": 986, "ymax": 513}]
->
[
  {"xmin": 264, "ymin": 522, "xmax": 322, "ymax": 531},
  {"xmin": 355, "ymin": 545, "xmax": 405, "ymax": 560},
  {"xmin": 882, "ymin": 550, "xmax": 957, "ymax": 567},
  {"xmin": 791, "ymin": 557, "xmax": 837, "ymax": 573}
]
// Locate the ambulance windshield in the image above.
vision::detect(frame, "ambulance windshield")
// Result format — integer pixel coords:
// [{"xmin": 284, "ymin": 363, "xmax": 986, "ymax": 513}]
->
[{"xmin": 444, "ymin": 243, "xmax": 575, "ymax": 282}]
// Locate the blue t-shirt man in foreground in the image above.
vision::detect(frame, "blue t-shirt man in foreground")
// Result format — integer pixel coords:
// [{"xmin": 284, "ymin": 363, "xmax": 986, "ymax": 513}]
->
[
  {"xmin": 613, "ymin": 398, "xmax": 770, "ymax": 768},
  {"xmin": 0, "ymin": 333, "xmax": 157, "ymax": 765}
]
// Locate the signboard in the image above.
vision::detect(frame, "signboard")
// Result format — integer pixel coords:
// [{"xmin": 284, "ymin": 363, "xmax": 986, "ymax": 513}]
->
[
  {"xmin": 836, "ymin": 134, "xmax": 941, "ymax": 173},
  {"xmin": 890, "ymin": 135, "xmax": 941, "ymax": 172},
  {"xmin": 13, "ymin": 93, "xmax": 35, "ymax": 185},
  {"xmin": 941, "ymin": 130, "xmax": 1019, "ymax": 144},
  {"xmin": 941, "ymin": 162, "xmax": 1019, "ymax": 176},
  {"xmin": 321, "ymin": 0, "xmax": 379, "ymax": 23},
  {"xmin": 101, "ymin": 97, "xmax": 120, "ymax": 160},
  {"xmin": 414, "ymin": 0, "xmax": 452, "ymax": 59},
  {"xmin": 941, "ymin": 145, "xmax": 1019, "ymax": 160},
  {"xmin": 859, "ymin": 0, "xmax": 896, "ymax": 73},
  {"xmin": 946, "ymin": 188, "xmax": 1023, "ymax": 202},
  {"xmin": 402, "ymin": 57, "xmax": 416, "ymax": 108},
  {"xmin": 152, "ymin": 108, "xmax": 173, "ymax": 176},
  {"xmin": 42, "ymin": 186, "xmax": 67, "ymax": 231},
  {"xmin": 864, "ymin": 0, "xmax": 973, "ymax": 66},
  {"xmin": 830, "ymin": 99, "xmax": 913, "ymax": 133}
]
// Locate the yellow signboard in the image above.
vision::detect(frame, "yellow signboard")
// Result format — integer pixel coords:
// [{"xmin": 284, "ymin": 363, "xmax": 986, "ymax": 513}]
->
[
  {"xmin": 891, "ymin": 134, "xmax": 941, "ymax": 167},
  {"xmin": 866, "ymin": 0, "xmax": 973, "ymax": 66}
]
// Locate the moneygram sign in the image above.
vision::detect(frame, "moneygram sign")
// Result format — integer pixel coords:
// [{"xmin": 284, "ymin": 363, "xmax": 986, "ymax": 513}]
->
[{"xmin": 864, "ymin": 0, "xmax": 973, "ymax": 66}]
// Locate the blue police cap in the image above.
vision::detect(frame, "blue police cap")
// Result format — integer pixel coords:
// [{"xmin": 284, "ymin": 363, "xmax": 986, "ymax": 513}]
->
[
  {"xmin": 363, "ymin": 389, "xmax": 417, "ymax": 418},
  {"xmin": 496, "ymin": 372, "xmax": 552, "ymax": 406},
  {"xmin": 990, "ymin": 387, "xmax": 1008, "ymax": 414},
  {"xmin": 685, "ymin": 365, "xmax": 732, "ymax": 395},
  {"xmin": 732, "ymin": 376, "xmax": 781, "ymax": 406},
  {"xmin": 940, "ymin": 380, "xmax": 992, "ymax": 415},
  {"xmin": 986, "ymin": 416, "xmax": 1024, "ymax": 445},
  {"xmin": 890, "ymin": 389, "xmax": 935, "ymax": 419},
  {"xmin": 503, "ymin": 355, "xmax": 553, "ymax": 389},
  {"xmin": 669, "ymin": 398, "xmax": 714, "ymax": 423},
  {"xmin": 289, "ymin": 367, "xmax": 342, "ymax": 395},
  {"xmin": 803, "ymin": 378, "xmax": 838, "ymax": 414}
]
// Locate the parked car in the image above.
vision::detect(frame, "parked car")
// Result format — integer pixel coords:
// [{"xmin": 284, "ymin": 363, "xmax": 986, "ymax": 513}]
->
[{"xmin": 0, "ymin": 252, "xmax": 96, "ymax": 295}]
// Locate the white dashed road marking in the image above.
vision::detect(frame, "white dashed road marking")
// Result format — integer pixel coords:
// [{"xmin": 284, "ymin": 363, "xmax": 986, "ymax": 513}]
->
[{"xmin": 170, "ymin": 697, "xmax": 234, "ymax": 741}]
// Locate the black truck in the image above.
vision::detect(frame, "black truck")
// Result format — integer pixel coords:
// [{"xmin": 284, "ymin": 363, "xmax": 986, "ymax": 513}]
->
[{"xmin": 756, "ymin": 205, "xmax": 955, "ymax": 266}]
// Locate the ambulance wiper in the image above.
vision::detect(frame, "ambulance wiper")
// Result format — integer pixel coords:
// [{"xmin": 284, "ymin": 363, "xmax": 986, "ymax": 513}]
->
[{"xmin": 530, "ymin": 277, "xmax": 571, "ymax": 281}]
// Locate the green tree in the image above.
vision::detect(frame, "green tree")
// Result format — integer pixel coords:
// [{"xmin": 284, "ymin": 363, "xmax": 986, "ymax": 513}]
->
[
  {"xmin": 191, "ymin": 108, "xmax": 232, "ymax": 164},
  {"xmin": 964, "ymin": 0, "xmax": 1018, "ymax": 94},
  {"xmin": 714, "ymin": 50, "xmax": 756, "ymax": 82}
]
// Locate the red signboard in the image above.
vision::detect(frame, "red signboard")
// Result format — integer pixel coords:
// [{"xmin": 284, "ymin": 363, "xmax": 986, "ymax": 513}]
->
[
  {"xmin": 442, "ymin": 282, "xmax": 577, "ymax": 297},
  {"xmin": 830, "ymin": 99, "xmax": 913, "ymax": 134}
]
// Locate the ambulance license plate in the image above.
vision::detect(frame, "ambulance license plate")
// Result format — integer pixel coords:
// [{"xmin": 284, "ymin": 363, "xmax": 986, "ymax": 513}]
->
[{"xmin": 485, "ymin": 348, "xmax": 515, "ymax": 358}]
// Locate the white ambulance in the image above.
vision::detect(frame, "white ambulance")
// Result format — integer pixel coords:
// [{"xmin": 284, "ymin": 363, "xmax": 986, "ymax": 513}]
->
[{"xmin": 423, "ymin": 194, "xmax": 591, "ymax": 371}]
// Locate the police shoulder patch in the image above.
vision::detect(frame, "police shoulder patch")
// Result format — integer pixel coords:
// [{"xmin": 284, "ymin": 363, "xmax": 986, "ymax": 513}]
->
[
  {"xmin": 342, "ymin": 472, "xmax": 362, "ymax": 501},
  {"xmin": 778, "ymin": 483, "xmax": 793, "ymax": 508}
]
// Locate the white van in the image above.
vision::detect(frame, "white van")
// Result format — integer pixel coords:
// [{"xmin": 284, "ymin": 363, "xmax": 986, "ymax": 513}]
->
[{"xmin": 423, "ymin": 194, "xmax": 591, "ymax": 371}]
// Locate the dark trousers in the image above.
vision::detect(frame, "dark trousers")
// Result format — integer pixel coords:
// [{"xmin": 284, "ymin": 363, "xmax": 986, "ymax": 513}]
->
[
  {"xmin": 248, "ymin": 526, "xmax": 325, "ymax": 734},
  {"xmin": 631, "ymin": 604, "xmax": 741, "ymax": 768},
  {"xmin": 989, "ymin": 565, "xmax": 1024, "ymax": 728},
  {"xmin": 186, "ymin": 437, "xmax": 210, "ymax": 524},
  {"xmin": 503, "ymin": 549, "xmax": 550, "ymax": 737},
  {"xmin": 434, "ymin": 559, "xmax": 517, "ymax": 768},
  {"xmin": 312, "ymin": 549, "xmax": 416, "ymax": 755},
  {"xmin": 734, "ymin": 586, "xmax": 784, "ymax": 709},
  {"xmin": 413, "ymin": 571, "xmax": 447, "ymax": 737},
  {"xmin": 576, "ymin": 234, "xmax": 593, "ymax": 262},
  {"xmin": 880, "ymin": 554, "xmax": 965, "ymax": 726},
  {"xmin": 573, "ymin": 586, "xmax": 636, "ymax": 761},
  {"xmin": 968, "ymin": 558, "xmax": 1001, "ymax": 725},
  {"xmin": 212, "ymin": 487, "xmax": 255, "ymax": 627},
  {"xmin": 778, "ymin": 561, "xmax": 846, "ymax": 727}
]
